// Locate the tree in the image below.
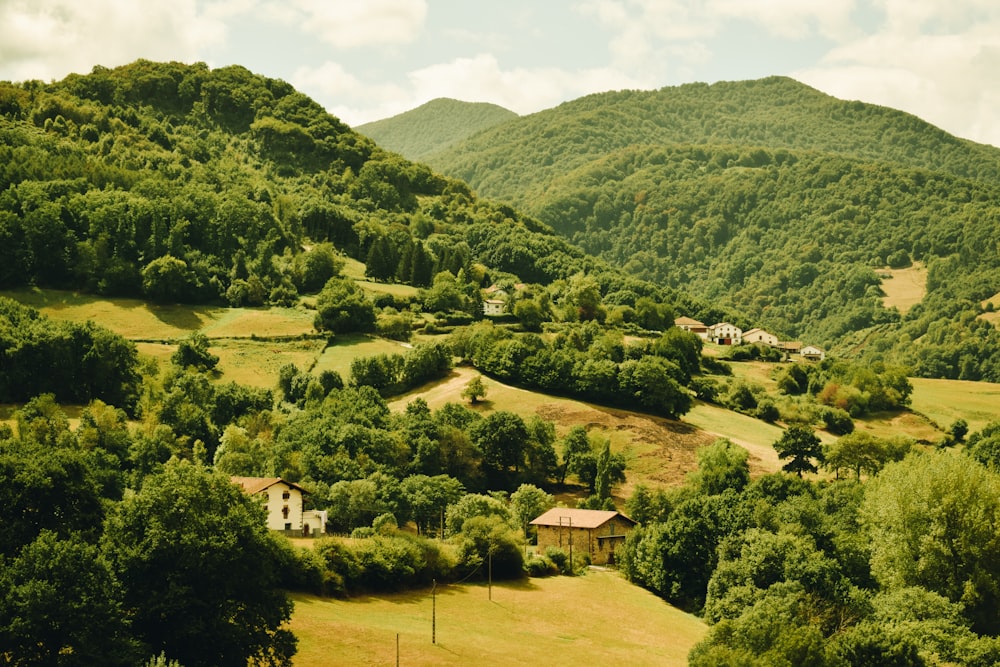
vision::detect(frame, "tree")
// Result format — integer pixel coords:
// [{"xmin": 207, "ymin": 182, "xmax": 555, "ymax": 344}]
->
[
  {"xmin": 593, "ymin": 438, "xmax": 626, "ymax": 500},
  {"xmin": 141, "ymin": 255, "xmax": 195, "ymax": 303},
  {"xmin": 560, "ymin": 425, "xmax": 592, "ymax": 485},
  {"xmin": 461, "ymin": 375, "xmax": 487, "ymax": 404},
  {"xmin": 0, "ymin": 531, "xmax": 137, "ymax": 666},
  {"xmin": 313, "ymin": 276, "xmax": 376, "ymax": 334},
  {"xmin": 102, "ymin": 460, "xmax": 296, "ymax": 667},
  {"xmin": 772, "ymin": 426, "xmax": 823, "ymax": 477},
  {"xmin": 470, "ymin": 411, "xmax": 529, "ymax": 486},
  {"xmin": 863, "ymin": 451, "xmax": 1000, "ymax": 635},
  {"xmin": 690, "ymin": 438, "xmax": 750, "ymax": 495},
  {"xmin": 510, "ymin": 483, "xmax": 554, "ymax": 543},
  {"xmin": 171, "ymin": 332, "xmax": 219, "ymax": 371}
]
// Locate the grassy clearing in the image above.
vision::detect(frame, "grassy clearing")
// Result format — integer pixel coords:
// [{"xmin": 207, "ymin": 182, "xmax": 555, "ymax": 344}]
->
[
  {"xmin": 683, "ymin": 401, "xmax": 785, "ymax": 475},
  {"xmin": 1, "ymin": 288, "xmax": 316, "ymax": 340},
  {"xmin": 288, "ymin": 569, "xmax": 705, "ymax": 667},
  {"xmin": 311, "ymin": 334, "xmax": 415, "ymax": 380},
  {"xmin": 211, "ymin": 338, "xmax": 329, "ymax": 388},
  {"xmin": 879, "ymin": 263, "xmax": 926, "ymax": 314},
  {"xmin": 909, "ymin": 377, "xmax": 1000, "ymax": 433}
]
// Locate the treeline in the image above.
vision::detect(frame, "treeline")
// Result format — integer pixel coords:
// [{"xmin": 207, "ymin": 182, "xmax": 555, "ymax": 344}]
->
[
  {"xmin": 449, "ymin": 321, "xmax": 699, "ymax": 419},
  {"xmin": 0, "ymin": 297, "xmax": 140, "ymax": 408},
  {"xmin": 620, "ymin": 436, "xmax": 1000, "ymax": 665}
]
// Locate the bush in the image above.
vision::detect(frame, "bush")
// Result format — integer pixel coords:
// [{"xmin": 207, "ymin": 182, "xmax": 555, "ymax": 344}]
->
[
  {"xmin": 525, "ymin": 554, "xmax": 559, "ymax": 577},
  {"xmin": 822, "ymin": 407, "xmax": 855, "ymax": 435}
]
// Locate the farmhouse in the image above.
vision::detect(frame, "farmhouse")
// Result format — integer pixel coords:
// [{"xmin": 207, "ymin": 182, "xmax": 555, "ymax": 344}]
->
[
  {"xmin": 231, "ymin": 476, "xmax": 327, "ymax": 537},
  {"xmin": 530, "ymin": 508, "xmax": 636, "ymax": 566},
  {"xmin": 709, "ymin": 322, "xmax": 742, "ymax": 345},
  {"xmin": 743, "ymin": 327, "xmax": 778, "ymax": 346},
  {"xmin": 801, "ymin": 344, "xmax": 826, "ymax": 361},
  {"xmin": 675, "ymin": 316, "xmax": 709, "ymax": 339},
  {"xmin": 482, "ymin": 298, "xmax": 505, "ymax": 316}
]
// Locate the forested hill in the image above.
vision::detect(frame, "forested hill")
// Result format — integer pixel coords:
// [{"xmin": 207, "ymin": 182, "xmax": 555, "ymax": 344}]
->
[
  {"xmin": 357, "ymin": 98, "xmax": 517, "ymax": 161},
  {"xmin": 422, "ymin": 77, "xmax": 1000, "ymax": 382},
  {"xmin": 0, "ymin": 60, "xmax": 702, "ymax": 317},
  {"xmin": 425, "ymin": 77, "xmax": 1000, "ymax": 206}
]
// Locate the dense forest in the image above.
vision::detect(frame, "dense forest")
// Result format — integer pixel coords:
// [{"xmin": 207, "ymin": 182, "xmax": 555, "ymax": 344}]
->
[
  {"xmin": 422, "ymin": 78, "xmax": 1000, "ymax": 380},
  {"xmin": 357, "ymin": 97, "xmax": 518, "ymax": 162},
  {"xmin": 0, "ymin": 60, "xmax": 694, "ymax": 318}
]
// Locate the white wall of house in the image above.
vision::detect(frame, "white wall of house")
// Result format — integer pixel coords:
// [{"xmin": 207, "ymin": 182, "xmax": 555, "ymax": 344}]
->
[
  {"xmin": 262, "ymin": 482, "xmax": 304, "ymax": 532},
  {"xmin": 483, "ymin": 299, "xmax": 505, "ymax": 316}
]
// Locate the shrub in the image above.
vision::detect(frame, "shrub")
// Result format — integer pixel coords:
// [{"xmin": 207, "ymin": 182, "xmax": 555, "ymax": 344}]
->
[{"xmin": 525, "ymin": 554, "xmax": 559, "ymax": 577}]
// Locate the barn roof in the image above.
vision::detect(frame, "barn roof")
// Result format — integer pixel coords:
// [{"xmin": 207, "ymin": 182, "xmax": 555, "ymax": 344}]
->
[{"xmin": 529, "ymin": 508, "xmax": 635, "ymax": 529}]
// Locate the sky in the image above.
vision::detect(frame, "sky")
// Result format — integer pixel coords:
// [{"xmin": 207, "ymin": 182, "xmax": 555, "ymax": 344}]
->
[{"xmin": 1, "ymin": 0, "xmax": 998, "ymax": 147}]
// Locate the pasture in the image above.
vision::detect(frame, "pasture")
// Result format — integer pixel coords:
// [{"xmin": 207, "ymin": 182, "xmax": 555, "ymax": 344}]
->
[
  {"xmin": 879, "ymin": 262, "xmax": 927, "ymax": 314},
  {"xmin": 288, "ymin": 568, "xmax": 706, "ymax": 667}
]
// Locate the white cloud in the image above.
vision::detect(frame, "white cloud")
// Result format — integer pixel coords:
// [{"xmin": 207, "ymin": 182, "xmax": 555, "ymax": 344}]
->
[
  {"xmin": 280, "ymin": 0, "xmax": 427, "ymax": 50},
  {"xmin": 795, "ymin": 8, "xmax": 1000, "ymax": 146},
  {"xmin": 0, "ymin": 0, "xmax": 228, "ymax": 82}
]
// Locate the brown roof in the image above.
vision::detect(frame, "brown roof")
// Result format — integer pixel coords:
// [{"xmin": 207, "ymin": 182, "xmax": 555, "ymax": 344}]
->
[
  {"xmin": 529, "ymin": 508, "xmax": 635, "ymax": 529},
  {"xmin": 674, "ymin": 316, "xmax": 705, "ymax": 327},
  {"xmin": 230, "ymin": 476, "xmax": 308, "ymax": 495}
]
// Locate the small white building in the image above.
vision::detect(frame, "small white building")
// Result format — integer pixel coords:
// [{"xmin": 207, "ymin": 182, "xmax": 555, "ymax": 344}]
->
[
  {"xmin": 709, "ymin": 322, "xmax": 742, "ymax": 345},
  {"xmin": 231, "ymin": 477, "xmax": 327, "ymax": 537},
  {"xmin": 800, "ymin": 344, "xmax": 826, "ymax": 361},
  {"xmin": 482, "ymin": 299, "xmax": 505, "ymax": 316},
  {"xmin": 743, "ymin": 328, "xmax": 778, "ymax": 347}
]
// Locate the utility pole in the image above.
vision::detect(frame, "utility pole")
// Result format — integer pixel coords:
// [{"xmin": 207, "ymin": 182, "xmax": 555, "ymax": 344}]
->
[
  {"xmin": 488, "ymin": 548, "xmax": 493, "ymax": 601},
  {"xmin": 431, "ymin": 579, "xmax": 437, "ymax": 644}
]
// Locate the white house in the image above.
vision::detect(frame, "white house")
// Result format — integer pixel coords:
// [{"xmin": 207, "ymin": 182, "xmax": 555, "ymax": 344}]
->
[
  {"xmin": 709, "ymin": 322, "xmax": 742, "ymax": 345},
  {"xmin": 743, "ymin": 328, "xmax": 778, "ymax": 346},
  {"xmin": 231, "ymin": 477, "xmax": 327, "ymax": 537},
  {"xmin": 800, "ymin": 344, "xmax": 826, "ymax": 361},
  {"xmin": 482, "ymin": 299, "xmax": 505, "ymax": 316}
]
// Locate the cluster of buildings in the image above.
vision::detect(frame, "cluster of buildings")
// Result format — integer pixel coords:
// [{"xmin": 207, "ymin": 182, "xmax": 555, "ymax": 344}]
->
[{"xmin": 675, "ymin": 316, "xmax": 826, "ymax": 361}]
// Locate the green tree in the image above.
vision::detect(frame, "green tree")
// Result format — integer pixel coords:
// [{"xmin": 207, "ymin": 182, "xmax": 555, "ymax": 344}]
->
[
  {"xmin": 461, "ymin": 375, "xmax": 487, "ymax": 404},
  {"xmin": 171, "ymin": 332, "xmax": 219, "ymax": 371},
  {"xmin": 0, "ymin": 531, "xmax": 137, "ymax": 666},
  {"xmin": 690, "ymin": 438, "xmax": 750, "ymax": 495},
  {"xmin": 141, "ymin": 255, "xmax": 195, "ymax": 303},
  {"xmin": 559, "ymin": 425, "xmax": 592, "ymax": 486},
  {"xmin": 772, "ymin": 426, "xmax": 823, "ymax": 477},
  {"xmin": 510, "ymin": 483, "xmax": 554, "ymax": 544},
  {"xmin": 470, "ymin": 411, "xmax": 529, "ymax": 486},
  {"xmin": 863, "ymin": 451, "xmax": 1000, "ymax": 635},
  {"xmin": 314, "ymin": 276, "xmax": 376, "ymax": 334},
  {"xmin": 102, "ymin": 460, "xmax": 296, "ymax": 667}
]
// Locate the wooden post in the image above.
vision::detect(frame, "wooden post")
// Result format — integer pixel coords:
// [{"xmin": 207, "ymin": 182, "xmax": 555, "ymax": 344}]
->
[{"xmin": 432, "ymin": 579, "xmax": 437, "ymax": 644}]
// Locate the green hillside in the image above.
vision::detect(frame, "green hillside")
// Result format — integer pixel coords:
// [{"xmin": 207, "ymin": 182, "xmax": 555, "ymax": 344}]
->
[
  {"xmin": 357, "ymin": 97, "xmax": 517, "ymax": 161},
  {"xmin": 425, "ymin": 78, "xmax": 1000, "ymax": 381}
]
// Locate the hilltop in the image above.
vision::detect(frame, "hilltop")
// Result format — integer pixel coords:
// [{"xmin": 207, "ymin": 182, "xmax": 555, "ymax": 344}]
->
[
  {"xmin": 416, "ymin": 77, "xmax": 1000, "ymax": 380},
  {"xmin": 356, "ymin": 98, "xmax": 517, "ymax": 162}
]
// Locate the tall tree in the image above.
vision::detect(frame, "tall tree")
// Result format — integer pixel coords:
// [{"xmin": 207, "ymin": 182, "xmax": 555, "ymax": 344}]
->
[
  {"xmin": 102, "ymin": 460, "xmax": 296, "ymax": 667},
  {"xmin": 773, "ymin": 426, "xmax": 823, "ymax": 478}
]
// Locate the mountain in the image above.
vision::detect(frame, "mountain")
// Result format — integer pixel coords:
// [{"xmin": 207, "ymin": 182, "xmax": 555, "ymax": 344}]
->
[
  {"xmin": 423, "ymin": 77, "xmax": 1000, "ymax": 381},
  {"xmin": 356, "ymin": 98, "xmax": 517, "ymax": 162},
  {"xmin": 0, "ymin": 60, "xmax": 696, "ymax": 316}
]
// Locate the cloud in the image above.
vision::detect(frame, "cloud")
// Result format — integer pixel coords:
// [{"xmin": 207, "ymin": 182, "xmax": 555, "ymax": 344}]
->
[
  {"xmin": 279, "ymin": 0, "xmax": 427, "ymax": 50},
  {"xmin": 795, "ymin": 5, "xmax": 1000, "ymax": 146},
  {"xmin": 0, "ymin": 0, "xmax": 228, "ymax": 81}
]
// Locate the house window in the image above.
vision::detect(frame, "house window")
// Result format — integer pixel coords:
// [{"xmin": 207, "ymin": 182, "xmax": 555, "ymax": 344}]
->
[
  {"xmin": 282, "ymin": 491, "xmax": 291, "ymax": 500},
  {"xmin": 282, "ymin": 506, "xmax": 289, "ymax": 519},
  {"xmin": 284, "ymin": 523, "xmax": 292, "ymax": 531}
]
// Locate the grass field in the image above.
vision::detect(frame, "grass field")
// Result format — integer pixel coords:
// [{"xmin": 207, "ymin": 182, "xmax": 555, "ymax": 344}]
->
[
  {"xmin": 312, "ymin": 334, "xmax": 415, "ymax": 380},
  {"xmin": 909, "ymin": 377, "xmax": 1000, "ymax": 433},
  {"xmin": 879, "ymin": 263, "xmax": 926, "ymax": 314},
  {"xmin": 288, "ymin": 569, "xmax": 706, "ymax": 667}
]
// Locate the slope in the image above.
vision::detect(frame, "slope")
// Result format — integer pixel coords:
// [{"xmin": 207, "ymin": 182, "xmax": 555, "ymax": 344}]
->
[
  {"xmin": 426, "ymin": 77, "xmax": 1000, "ymax": 207},
  {"xmin": 356, "ymin": 97, "xmax": 517, "ymax": 161},
  {"xmin": 424, "ymin": 77, "xmax": 1000, "ymax": 381}
]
